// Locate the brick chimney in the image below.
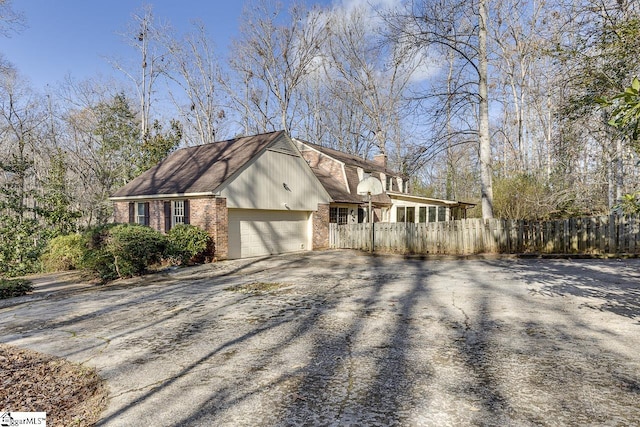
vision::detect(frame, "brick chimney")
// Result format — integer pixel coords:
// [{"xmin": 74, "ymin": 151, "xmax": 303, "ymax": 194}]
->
[{"xmin": 373, "ymin": 153, "xmax": 387, "ymax": 169}]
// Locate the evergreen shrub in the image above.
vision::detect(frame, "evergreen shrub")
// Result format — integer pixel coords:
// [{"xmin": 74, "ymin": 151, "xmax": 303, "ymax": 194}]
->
[
  {"xmin": 0, "ymin": 278, "xmax": 33, "ymax": 299},
  {"xmin": 41, "ymin": 234, "xmax": 85, "ymax": 272},
  {"xmin": 167, "ymin": 224, "xmax": 212, "ymax": 265},
  {"xmin": 80, "ymin": 223, "xmax": 167, "ymax": 281}
]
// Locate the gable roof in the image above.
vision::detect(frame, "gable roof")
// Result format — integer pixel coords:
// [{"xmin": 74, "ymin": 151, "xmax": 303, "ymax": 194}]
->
[
  {"xmin": 112, "ymin": 131, "xmax": 286, "ymax": 198},
  {"xmin": 295, "ymin": 139, "xmax": 394, "ymax": 205},
  {"xmin": 296, "ymin": 139, "xmax": 398, "ymax": 175}
]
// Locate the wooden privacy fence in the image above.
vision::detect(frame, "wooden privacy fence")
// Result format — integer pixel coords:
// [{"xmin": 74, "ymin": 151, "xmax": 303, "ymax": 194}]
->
[{"xmin": 329, "ymin": 215, "xmax": 640, "ymax": 255}]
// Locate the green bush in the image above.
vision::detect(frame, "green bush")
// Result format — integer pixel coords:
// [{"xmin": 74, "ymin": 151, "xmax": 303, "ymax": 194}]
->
[
  {"xmin": 83, "ymin": 223, "xmax": 118, "ymax": 251},
  {"xmin": 0, "ymin": 217, "xmax": 48, "ymax": 277},
  {"xmin": 41, "ymin": 234, "xmax": 85, "ymax": 272},
  {"xmin": 167, "ymin": 224, "xmax": 212, "ymax": 265},
  {"xmin": 0, "ymin": 278, "xmax": 33, "ymax": 299},
  {"xmin": 107, "ymin": 224, "xmax": 168, "ymax": 277},
  {"xmin": 80, "ymin": 223, "xmax": 167, "ymax": 281},
  {"xmin": 79, "ymin": 224, "xmax": 119, "ymax": 281}
]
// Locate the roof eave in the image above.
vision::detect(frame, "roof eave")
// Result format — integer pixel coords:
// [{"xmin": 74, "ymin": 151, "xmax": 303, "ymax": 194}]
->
[
  {"xmin": 387, "ymin": 192, "xmax": 474, "ymax": 206},
  {"xmin": 109, "ymin": 191, "xmax": 218, "ymax": 201}
]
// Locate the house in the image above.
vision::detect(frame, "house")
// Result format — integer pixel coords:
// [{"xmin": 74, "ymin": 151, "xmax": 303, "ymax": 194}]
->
[
  {"xmin": 292, "ymin": 139, "xmax": 474, "ymax": 227},
  {"xmin": 111, "ymin": 130, "xmax": 474, "ymax": 260},
  {"xmin": 111, "ymin": 131, "xmax": 332, "ymax": 260}
]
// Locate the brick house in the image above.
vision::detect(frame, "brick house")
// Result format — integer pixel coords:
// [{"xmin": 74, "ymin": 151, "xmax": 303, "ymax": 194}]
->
[
  {"xmin": 111, "ymin": 131, "xmax": 332, "ymax": 260},
  {"xmin": 111, "ymin": 130, "xmax": 473, "ymax": 260}
]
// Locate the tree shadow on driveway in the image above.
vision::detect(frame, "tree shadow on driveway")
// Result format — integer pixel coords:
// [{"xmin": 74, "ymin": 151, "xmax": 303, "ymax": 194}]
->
[
  {"xmin": 2, "ymin": 251, "xmax": 639, "ymax": 426},
  {"xmin": 511, "ymin": 258, "xmax": 640, "ymax": 321}
]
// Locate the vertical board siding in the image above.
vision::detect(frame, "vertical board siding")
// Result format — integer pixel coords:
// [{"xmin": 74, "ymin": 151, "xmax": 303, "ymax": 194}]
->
[
  {"xmin": 329, "ymin": 215, "xmax": 640, "ymax": 255},
  {"xmin": 221, "ymin": 150, "xmax": 330, "ymax": 210}
]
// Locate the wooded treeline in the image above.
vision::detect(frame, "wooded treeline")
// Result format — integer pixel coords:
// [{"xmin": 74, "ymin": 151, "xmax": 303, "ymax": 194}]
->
[{"xmin": 1, "ymin": 0, "xmax": 640, "ymax": 275}]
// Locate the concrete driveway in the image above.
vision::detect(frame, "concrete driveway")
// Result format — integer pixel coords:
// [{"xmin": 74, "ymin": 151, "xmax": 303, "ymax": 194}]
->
[{"xmin": 1, "ymin": 250, "xmax": 639, "ymax": 426}]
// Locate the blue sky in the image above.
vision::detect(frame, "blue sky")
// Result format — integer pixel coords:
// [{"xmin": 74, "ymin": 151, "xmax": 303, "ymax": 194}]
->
[{"xmin": 0, "ymin": 0, "xmax": 335, "ymax": 90}]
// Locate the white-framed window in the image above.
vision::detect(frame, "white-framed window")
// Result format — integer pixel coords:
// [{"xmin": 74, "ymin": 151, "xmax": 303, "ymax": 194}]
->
[
  {"xmin": 173, "ymin": 200, "xmax": 185, "ymax": 226},
  {"xmin": 438, "ymin": 206, "xmax": 447, "ymax": 222},
  {"xmin": 419, "ymin": 207, "xmax": 427, "ymax": 223},
  {"xmin": 428, "ymin": 206, "xmax": 437, "ymax": 222},
  {"xmin": 406, "ymin": 206, "xmax": 415, "ymax": 222},
  {"xmin": 396, "ymin": 206, "xmax": 416, "ymax": 223},
  {"xmin": 330, "ymin": 207, "xmax": 348, "ymax": 225},
  {"xmin": 136, "ymin": 202, "xmax": 148, "ymax": 225},
  {"xmin": 397, "ymin": 206, "xmax": 406, "ymax": 222}
]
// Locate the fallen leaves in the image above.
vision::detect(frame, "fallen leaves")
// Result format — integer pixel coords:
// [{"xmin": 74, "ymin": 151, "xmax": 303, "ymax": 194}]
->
[{"xmin": 0, "ymin": 344, "xmax": 108, "ymax": 426}]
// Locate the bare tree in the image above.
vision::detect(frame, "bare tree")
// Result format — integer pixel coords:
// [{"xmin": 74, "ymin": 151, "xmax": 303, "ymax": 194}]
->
[
  {"xmin": 388, "ymin": 0, "xmax": 494, "ymax": 218},
  {"xmin": 555, "ymin": 0, "xmax": 640, "ymax": 210},
  {"xmin": 56, "ymin": 77, "xmax": 141, "ymax": 225},
  {"xmin": 226, "ymin": 0, "xmax": 326, "ymax": 134},
  {"xmin": 163, "ymin": 21, "xmax": 228, "ymax": 145},
  {"xmin": 110, "ymin": 4, "xmax": 169, "ymax": 141},
  {"xmin": 0, "ymin": 0, "xmax": 25, "ymax": 37},
  {"xmin": 0, "ymin": 63, "xmax": 44, "ymax": 221},
  {"xmin": 322, "ymin": 4, "xmax": 418, "ymax": 161}
]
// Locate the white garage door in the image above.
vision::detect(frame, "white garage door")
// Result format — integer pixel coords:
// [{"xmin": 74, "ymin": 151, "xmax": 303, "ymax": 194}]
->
[{"xmin": 228, "ymin": 209, "xmax": 310, "ymax": 259}]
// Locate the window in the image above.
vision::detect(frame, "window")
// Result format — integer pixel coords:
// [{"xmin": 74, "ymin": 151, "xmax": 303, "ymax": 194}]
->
[
  {"xmin": 406, "ymin": 207, "xmax": 415, "ymax": 223},
  {"xmin": 136, "ymin": 202, "xmax": 149, "ymax": 226},
  {"xmin": 438, "ymin": 206, "xmax": 447, "ymax": 222},
  {"xmin": 428, "ymin": 206, "xmax": 436, "ymax": 222},
  {"xmin": 164, "ymin": 200, "xmax": 190, "ymax": 232},
  {"xmin": 403, "ymin": 179, "xmax": 409, "ymax": 193},
  {"xmin": 386, "ymin": 176, "xmax": 393, "ymax": 191},
  {"xmin": 419, "ymin": 207, "xmax": 427, "ymax": 223},
  {"xmin": 129, "ymin": 201, "xmax": 149, "ymax": 226},
  {"xmin": 173, "ymin": 200, "xmax": 185, "ymax": 226},
  {"xmin": 330, "ymin": 207, "xmax": 348, "ymax": 225},
  {"xmin": 397, "ymin": 206, "xmax": 416, "ymax": 223}
]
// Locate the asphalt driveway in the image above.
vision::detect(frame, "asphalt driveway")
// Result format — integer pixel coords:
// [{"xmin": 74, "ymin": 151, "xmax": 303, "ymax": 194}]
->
[{"xmin": 1, "ymin": 250, "xmax": 639, "ymax": 426}]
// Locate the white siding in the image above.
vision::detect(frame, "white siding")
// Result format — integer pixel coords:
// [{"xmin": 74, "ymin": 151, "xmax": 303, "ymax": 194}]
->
[{"xmin": 220, "ymin": 149, "xmax": 330, "ymax": 210}]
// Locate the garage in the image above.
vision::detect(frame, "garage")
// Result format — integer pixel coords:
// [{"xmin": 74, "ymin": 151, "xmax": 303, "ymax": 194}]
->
[{"xmin": 227, "ymin": 209, "xmax": 311, "ymax": 259}]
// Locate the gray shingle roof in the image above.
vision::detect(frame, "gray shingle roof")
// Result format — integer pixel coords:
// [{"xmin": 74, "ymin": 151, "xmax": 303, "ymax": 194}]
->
[
  {"xmin": 112, "ymin": 131, "xmax": 285, "ymax": 198},
  {"xmin": 310, "ymin": 167, "xmax": 362, "ymax": 204}
]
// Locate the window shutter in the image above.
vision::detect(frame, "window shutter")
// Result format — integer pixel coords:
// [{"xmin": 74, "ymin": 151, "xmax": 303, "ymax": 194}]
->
[
  {"xmin": 164, "ymin": 201, "xmax": 172, "ymax": 232},
  {"xmin": 144, "ymin": 202, "xmax": 150, "ymax": 226},
  {"xmin": 128, "ymin": 202, "xmax": 135, "ymax": 223},
  {"xmin": 183, "ymin": 200, "xmax": 190, "ymax": 224}
]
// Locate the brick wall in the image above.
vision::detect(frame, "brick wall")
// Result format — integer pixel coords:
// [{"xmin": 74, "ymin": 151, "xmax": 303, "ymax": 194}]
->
[
  {"xmin": 149, "ymin": 200, "xmax": 164, "ymax": 231},
  {"xmin": 113, "ymin": 201, "xmax": 129, "ymax": 224},
  {"xmin": 113, "ymin": 197, "xmax": 230, "ymax": 260},
  {"xmin": 188, "ymin": 198, "xmax": 216, "ymax": 232},
  {"xmin": 312, "ymin": 203, "xmax": 330, "ymax": 250},
  {"xmin": 188, "ymin": 197, "xmax": 229, "ymax": 260},
  {"xmin": 214, "ymin": 198, "xmax": 228, "ymax": 260},
  {"xmin": 113, "ymin": 200, "xmax": 166, "ymax": 233}
]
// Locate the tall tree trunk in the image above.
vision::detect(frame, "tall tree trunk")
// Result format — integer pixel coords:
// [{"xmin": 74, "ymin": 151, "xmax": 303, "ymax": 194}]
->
[
  {"xmin": 615, "ymin": 137, "xmax": 623, "ymax": 204},
  {"xmin": 479, "ymin": 0, "xmax": 494, "ymax": 219}
]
